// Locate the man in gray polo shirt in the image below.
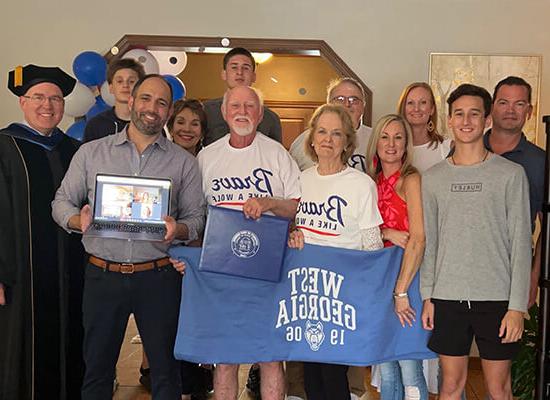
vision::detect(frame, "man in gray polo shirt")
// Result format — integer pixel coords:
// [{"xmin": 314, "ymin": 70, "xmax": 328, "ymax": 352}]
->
[{"xmin": 52, "ymin": 74, "xmax": 205, "ymax": 400}]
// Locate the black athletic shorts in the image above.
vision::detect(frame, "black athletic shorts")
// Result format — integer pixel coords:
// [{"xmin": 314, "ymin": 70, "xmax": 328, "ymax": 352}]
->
[{"xmin": 428, "ymin": 299, "xmax": 520, "ymax": 360}]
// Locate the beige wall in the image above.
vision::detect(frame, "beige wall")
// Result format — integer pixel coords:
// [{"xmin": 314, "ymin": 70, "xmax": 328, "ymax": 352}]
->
[{"xmin": 2, "ymin": 0, "xmax": 550, "ymax": 146}]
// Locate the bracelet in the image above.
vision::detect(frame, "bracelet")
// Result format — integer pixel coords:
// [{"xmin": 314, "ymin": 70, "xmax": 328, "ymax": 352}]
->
[{"xmin": 393, "ymin": 292, "xmax": 408, "ymax": 299}]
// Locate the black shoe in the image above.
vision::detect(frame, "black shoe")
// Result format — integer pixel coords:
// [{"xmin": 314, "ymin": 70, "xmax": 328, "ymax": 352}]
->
[
  {"xmin": 139, "ymin": 367, "xmax": 151, "ymax": 392},
  {"xmin": 246, "ymin": 364, "xmax": 261, "ymax": 400}
]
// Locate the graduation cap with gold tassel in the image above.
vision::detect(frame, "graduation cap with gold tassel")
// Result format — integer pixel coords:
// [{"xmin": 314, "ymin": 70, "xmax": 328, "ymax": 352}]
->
[{"xmin": 8, "ymin": 64, "xmax": 76, "ymax": 97}]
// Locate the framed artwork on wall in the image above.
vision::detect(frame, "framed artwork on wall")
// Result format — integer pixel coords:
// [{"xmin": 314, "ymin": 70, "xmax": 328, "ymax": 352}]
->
[{"xmin": 429, "ymin": 53, "xmax": 542, "ymax": 143}]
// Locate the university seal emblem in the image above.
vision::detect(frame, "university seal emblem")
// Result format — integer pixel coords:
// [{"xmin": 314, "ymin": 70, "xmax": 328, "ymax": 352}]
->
[{"xmin": 231, "ymin": 230, "xmax": 260, "ymax": 258}]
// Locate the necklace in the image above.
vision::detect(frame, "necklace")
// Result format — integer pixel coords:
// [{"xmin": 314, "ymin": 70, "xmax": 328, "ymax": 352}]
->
[
  {"xmin": 317, "ymin": 163, "xmax": 347, "ymax": 176},
  {"xmin": 451, "ymin": 149, "xmax": 489, "ymax": 166}
]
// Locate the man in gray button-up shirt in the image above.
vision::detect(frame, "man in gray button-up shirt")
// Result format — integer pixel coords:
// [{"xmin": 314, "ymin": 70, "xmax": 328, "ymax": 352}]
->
[{"xmin": 52, "ymin": 75, "xmax": 205, "ymax": 399}]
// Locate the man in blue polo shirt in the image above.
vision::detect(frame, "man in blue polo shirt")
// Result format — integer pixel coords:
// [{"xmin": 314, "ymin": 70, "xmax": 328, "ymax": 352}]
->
[{"xmin": 484, "ymin": 76, "xmax": 545, "ymax": 307}]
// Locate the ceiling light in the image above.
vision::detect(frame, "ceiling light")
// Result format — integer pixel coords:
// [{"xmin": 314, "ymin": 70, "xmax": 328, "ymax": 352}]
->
[{"xmin": 252, "ymin": 52, "xmax": 273, "ymax": 64}]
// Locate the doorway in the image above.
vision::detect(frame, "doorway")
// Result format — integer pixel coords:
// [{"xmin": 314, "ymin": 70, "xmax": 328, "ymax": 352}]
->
[{"xmin": 107, "ymin": 35, "xmax": 373, "ymax": 148}]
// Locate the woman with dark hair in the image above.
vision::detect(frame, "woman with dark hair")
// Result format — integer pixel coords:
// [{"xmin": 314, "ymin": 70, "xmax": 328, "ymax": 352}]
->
[
  {"xmin": 366, "ymin": 114, "xmax": 428, "ymax": 400},
  {"xmin": 167, "ymin": 99, "xmax": 207, "ymax": 156},
  {"xmin": 168, "ymin": 98, "xmax": 212, "ymax": 400},
  {"xmin": 289, "ymin": 103, "xmax": 383, "ymax": 400},
  {"xmin": 397, "ymin": 82, "xmax": 451, "ymax": 173}
]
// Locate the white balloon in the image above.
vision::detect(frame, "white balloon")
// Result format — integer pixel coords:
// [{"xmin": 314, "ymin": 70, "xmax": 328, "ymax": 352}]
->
[
  {"xmin": 149, "ymin": 50, "xmax": 187, "ymax": 75},
  {"xmin": 64, "ymin": 82, "xmax": 95, "ymax": 117},
  {"xmin": 100, "ymin": 81, "xmax": 116, "ymax": 107},
  {"xmin": 122, "ymin": 49, "xmax": 160, "ymax": 75}
]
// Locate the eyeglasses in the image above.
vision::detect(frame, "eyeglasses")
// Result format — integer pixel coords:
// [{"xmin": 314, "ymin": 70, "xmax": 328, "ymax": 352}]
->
[
  {"xmin": 331, "ymin": 95, "xmax": 363, "ymax": 106},
  {"xmin": 22, "ymin": 94, "xmax": 64, "ymax": 105}
]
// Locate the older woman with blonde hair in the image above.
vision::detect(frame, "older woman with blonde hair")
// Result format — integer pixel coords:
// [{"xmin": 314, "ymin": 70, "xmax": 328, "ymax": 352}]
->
[
  {"xmin": 289, "ymin": 103, "xmax": 383, "ymax": 400},
  {"xmin": 366, "ymin": 114, "xmax": 428, "ymax": 400},
  {"xmin": 397, "ymin": 82, "xmax": 451, "ymax": 173}
]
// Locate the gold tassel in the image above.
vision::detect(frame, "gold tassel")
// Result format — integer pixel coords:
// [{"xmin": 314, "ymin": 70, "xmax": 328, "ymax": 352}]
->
[{"xmin": 14, "ymin": 65, "xmax": 23, "ymax": 87}]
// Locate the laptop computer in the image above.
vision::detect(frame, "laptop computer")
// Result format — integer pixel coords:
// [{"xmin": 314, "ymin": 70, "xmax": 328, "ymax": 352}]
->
[
  {"xmin": 85, "ymin": 174, "xmax": 172, "ymax": 241},
  {"xmin": 198, "ymin": 205, "xmax": 290, "ymax": 282}
]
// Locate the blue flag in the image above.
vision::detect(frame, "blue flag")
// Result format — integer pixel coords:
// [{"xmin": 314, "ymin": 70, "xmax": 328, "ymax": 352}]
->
[{"xmin": 170, "ymin": 244, "xmax": 435, "ymax": 366}]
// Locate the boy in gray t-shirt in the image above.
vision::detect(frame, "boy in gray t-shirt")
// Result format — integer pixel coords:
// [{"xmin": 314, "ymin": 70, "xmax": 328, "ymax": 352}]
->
[{"xmin": 420, "ymin": 84, "xmax": 531, "ymax": 399}]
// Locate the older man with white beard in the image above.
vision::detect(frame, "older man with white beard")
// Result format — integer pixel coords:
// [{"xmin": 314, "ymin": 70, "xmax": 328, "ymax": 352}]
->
[{"xmin": 197, "ymin": 86, "xmax": 300, "ymax": 400}]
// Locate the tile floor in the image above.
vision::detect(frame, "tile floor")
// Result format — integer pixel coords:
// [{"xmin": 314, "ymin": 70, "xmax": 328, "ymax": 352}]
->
[{"xmin": 113, "ymin": 316, "xmax": 488, "ymax": 400}]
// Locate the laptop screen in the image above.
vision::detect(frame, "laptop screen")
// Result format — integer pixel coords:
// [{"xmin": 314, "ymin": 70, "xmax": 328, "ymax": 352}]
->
[{"xmin": 93, "ymin": 174, "xmax": 171, "ymax": 225}]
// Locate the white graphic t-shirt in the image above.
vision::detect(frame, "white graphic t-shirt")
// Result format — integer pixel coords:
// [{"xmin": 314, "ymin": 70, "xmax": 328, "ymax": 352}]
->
[
  {"xmin": 198, "ymin": 133, "xmax": 301, "ymax": 211},
  {"xmin": 295, "ymin": 166, "xmax": 383, "ymax": 250},
  {"xmin": 289, "ymin": 125, "xmax": 372, "ymax": 172}
]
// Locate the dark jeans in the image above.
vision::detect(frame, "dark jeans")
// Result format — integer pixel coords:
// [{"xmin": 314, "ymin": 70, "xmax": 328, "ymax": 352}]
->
[
  {"xmin": 81, "ymin": 263, "xmax": 182, "ymax": 400},
  {"xmin": 304, "ymin": 362, "xmax": 350, "ymax": 400}
]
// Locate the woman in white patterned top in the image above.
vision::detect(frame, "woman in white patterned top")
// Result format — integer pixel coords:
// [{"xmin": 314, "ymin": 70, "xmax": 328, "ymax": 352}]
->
[{"xmin": 397, "ymin": 82, "xmax": 451, "ymax": 173}]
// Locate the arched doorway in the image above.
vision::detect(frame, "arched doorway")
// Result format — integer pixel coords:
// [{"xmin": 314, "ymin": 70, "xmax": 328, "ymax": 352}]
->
[{"xmin": 108, "ymin": 35, "xmax": 373, "ymax": 148}]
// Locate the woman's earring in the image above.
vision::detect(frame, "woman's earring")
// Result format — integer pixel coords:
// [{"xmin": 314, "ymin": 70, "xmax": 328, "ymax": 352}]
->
[{"xmin": 427, "ymin": 118, "xmax": 435, "ymax": 133}]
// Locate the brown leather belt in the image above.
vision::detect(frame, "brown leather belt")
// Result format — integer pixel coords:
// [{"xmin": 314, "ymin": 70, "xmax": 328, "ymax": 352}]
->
[{"xmin": 88, "ymin": 255, "xmax": 171, "ymax": 274}]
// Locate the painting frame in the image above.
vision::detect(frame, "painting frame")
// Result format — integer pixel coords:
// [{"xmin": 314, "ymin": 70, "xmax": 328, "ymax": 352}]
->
[{"xmin": 429, "ymin": 53, "xmax": 542, "ymax": 144}]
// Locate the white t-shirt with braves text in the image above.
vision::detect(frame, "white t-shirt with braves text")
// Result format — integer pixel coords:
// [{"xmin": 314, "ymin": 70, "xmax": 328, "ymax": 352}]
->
[
  {"xmin": 197, "ymin": 133, "xmax": 301, "ymax": 211},
  {"xmin": 295, "ymin": 166, "xmax": 383, "ymax": 250},
  {"xmin": 289, "ymin": 124, "xmax": 372, "ymax": 172}
]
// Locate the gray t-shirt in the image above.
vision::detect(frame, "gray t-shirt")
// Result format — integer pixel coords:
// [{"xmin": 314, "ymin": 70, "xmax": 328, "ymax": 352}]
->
[{"xmin": 420, "ymin": 155, "xmax": 531, "ymax": 312}]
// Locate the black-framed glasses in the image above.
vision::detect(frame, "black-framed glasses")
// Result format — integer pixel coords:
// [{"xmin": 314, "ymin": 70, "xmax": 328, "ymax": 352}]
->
[
  {"xmin": 330, "ymin": 95, "xmax": 363, "ymax": 106},
  {"xmin": 22, "ymin": 94, "xmax": 64, "ymax": 105}
]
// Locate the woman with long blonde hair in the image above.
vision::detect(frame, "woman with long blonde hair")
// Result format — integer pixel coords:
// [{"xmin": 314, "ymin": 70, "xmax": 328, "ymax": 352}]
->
[
  {"xmin": 366, "ymin": 114, "xmax": 428, "ymax": 400},
  {"xmin": 397, "ymin": 82, "xmax": 451, "ymax": 173}
]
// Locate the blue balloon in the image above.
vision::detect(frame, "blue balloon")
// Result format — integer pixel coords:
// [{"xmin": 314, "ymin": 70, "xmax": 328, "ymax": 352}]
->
[
  {"xmin": 73, "ymin": 51, "xmax": 107, "ymax": 86},
  {"xmin": 86, "ymin": 96, "xmax": 110, "ymax": 120},
  {"xmin": 163, "ymin": 75, "xmax": 186, "ymax": 102},
  {"xmin": 66, "ymin": 120, "xmax": 86, "ymax": 141}
]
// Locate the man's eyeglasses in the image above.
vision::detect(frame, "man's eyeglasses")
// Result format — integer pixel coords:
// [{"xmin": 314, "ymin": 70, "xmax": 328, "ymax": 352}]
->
[
  {"xmin": 331, "ymin": 95, "xmax": 363, "ymax": 106},
  {"xmin": 22, "ymin": 94, "xmax": 64, "ymax": 105}
]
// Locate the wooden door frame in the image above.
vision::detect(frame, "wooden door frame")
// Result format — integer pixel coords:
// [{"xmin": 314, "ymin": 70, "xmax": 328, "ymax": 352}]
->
[{"xmin": 107, "ymin": 35, "xmax": 373, "ymax": 126}]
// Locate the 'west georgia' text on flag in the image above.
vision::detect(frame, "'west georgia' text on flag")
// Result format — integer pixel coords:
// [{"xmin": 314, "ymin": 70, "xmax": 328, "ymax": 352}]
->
[{"xmin": 170, "ymin": 244, "xmax": 435, "ymax": 365}]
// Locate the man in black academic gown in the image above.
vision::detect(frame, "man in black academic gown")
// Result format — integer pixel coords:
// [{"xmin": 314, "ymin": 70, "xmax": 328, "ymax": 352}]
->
[{"xmin": 0, "ymin": 64, "xmax": 86, "ymax": 400}]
